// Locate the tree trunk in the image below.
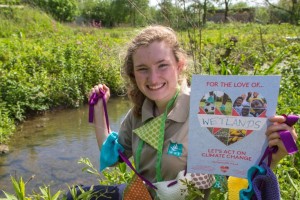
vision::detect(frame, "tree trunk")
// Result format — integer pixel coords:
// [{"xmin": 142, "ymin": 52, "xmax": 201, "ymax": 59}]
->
[
  {"xmin": 291, "ymin": 0, "xmax": 298, "ymax": 24},
  {"xmin": 224, "ymin": 0, "xmax": 229, "ymax": 23},
  {"xmin": 203, "ymin": 0, "xmax": 207, "ymax": 25}
]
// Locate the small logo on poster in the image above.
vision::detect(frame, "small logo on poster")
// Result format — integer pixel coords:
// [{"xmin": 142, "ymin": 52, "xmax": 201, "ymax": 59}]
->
[{"xmin": 220, "ymin": 166, "xmax": 229, "ymax": 172}]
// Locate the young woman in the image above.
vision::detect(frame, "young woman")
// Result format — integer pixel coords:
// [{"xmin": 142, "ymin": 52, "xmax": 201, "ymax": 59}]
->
[{"xmin": 73, "ymin": 26, "xmax": 298, "ymax": 200}]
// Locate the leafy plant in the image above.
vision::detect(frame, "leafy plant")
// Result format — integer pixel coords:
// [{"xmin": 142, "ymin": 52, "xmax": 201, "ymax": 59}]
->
[
  {"xmin": 78, "ymin": 157, "xmax": 134, "ymax": 185},
  {"xmin": 31, "ymin": 186, "xmax": 61, "ymax": 200},
  {"xmin": 179, "ymin": 178, "xmax": 205, "ymax": 200}
]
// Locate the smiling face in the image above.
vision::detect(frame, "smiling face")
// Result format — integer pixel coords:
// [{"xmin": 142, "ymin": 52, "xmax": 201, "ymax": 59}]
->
[
  {"xmin": 132, "ymin": 41, "xmax": 183, "ymax": 110},
  {"xmin": 235, "ymin": 97, "xmax": 243, "ymax": 106}
]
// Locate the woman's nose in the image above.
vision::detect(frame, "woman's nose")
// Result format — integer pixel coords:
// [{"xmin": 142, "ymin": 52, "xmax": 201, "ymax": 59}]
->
[{"xmin": 148, "ymin": 70, "xmax": 159, "ymax": 83}]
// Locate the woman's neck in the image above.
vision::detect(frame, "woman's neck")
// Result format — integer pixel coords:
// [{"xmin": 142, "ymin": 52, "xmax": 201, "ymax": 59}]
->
[
  {"xmin": 153, "ymin": 84, "xmax": 181, "ymax": 116},
  {"xmin": 156, "ymin": 104, "xmax": 167, "ymax": 116},
  {"xmin": 154, "ymin": 91, "xmax": 180, "ymax": 116}
]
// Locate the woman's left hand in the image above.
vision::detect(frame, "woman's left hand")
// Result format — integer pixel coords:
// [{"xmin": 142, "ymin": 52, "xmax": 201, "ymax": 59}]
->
[{"xmin": 266, "ymin": 115, "xmax": 298, "ymax": 168}]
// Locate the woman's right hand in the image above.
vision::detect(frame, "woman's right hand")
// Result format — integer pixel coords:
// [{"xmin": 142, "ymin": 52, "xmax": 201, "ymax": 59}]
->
[
  {"xmin": 89, "ymin": 83, "xmax": 111, "ymax": 147},
  {"xmin": 89, "ymin": 83, "xmax": 111, "ymax": 107}
]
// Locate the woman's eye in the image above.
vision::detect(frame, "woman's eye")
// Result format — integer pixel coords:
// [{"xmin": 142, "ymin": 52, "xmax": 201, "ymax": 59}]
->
[
  {"xmin": 136, "ymin": 67, "xmax": 147, "ymax": 71},
  {"xmin": 159, "ymin": 64, "xmax": 168, "ymax": 68}
]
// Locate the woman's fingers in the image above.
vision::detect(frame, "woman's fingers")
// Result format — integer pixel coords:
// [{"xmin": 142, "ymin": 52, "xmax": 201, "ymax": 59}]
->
[
  {"xmin": 102, "ymin": 84, "xmax": 110, "ymax": 94},
  {"xmin": 88, "ymin": 83, "xmax": 111, "ymax": 103},
  {"xmin": 267, "ymin": 132, "xmax": 285, "ymax": 150},
  {"xmin": 268, "ymin": 115, "xmax": 286, "ymax": 124},
  {"xmin": 266, "ymin": 115, "xmax": 298, "ymax": 165},
  {"xmin": 94, "ymin": 84, "xmax": 103, "ymax": 94},
  {"xmin": 267, "ymin": 116, "xmax": 298, "ymax": 141},
  {"xmin": 265, "ymin": 122, "xmax": 291, "ymax": 137}
]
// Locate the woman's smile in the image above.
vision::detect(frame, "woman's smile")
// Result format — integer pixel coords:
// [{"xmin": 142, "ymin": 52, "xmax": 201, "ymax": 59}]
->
[{"xmin": 147, "ymin": 83, "xmax": 165, "ymax": 90}]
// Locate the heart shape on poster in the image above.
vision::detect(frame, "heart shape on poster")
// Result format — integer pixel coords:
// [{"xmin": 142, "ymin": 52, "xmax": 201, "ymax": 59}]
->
[
  {"xmin": 220, "ymin": 166, "xmax": 229, "ymax": 172},
  {"xmin": 197, "ymin": 91, "xmax": 267, "ymax": 146}
]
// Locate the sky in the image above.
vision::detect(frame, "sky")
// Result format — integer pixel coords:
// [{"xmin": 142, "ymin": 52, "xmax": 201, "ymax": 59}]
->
[{"xmin": 149, "ymin": 0, "xmax": 279, "ymax": 7}]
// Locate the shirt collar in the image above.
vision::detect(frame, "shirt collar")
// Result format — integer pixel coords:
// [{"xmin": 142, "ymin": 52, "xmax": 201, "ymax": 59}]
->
[{"xmin": 141, "ymin": 86, "xmax": 190, "ymax": 123}]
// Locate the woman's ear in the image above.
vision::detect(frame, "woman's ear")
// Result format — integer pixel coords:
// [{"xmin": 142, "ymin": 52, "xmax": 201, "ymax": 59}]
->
[{"xmin": 177, "ymin": 59, "xmax": 185, "ymax": 72}]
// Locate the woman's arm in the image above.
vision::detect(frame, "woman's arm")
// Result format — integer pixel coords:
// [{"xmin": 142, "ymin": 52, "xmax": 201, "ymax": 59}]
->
[{"xmin": 89, "ymin": 83, "xmax": 111, "ymax": 149}]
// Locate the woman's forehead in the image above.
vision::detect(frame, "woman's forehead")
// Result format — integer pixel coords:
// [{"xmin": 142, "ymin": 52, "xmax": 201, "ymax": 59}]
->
[{"xmin": 133, "ymin": 41, "xmax": 174, "ymax": 61}]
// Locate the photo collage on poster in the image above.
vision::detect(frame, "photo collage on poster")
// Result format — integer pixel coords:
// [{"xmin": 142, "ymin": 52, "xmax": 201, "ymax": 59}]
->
[{"xmin": 199, "ymin": 91, "xmax": 267, "ymax": 146}]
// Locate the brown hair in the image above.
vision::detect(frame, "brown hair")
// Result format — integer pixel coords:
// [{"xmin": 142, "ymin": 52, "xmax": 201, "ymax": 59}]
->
[{"xmin": 123, "ymin": 25, "xmax": 187, "ymax": 117}]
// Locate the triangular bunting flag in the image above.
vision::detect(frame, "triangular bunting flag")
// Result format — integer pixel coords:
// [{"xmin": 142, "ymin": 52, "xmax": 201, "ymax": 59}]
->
[{"xmin": 133, "ymin": 115, "xmax": 164, "ymax": 151}]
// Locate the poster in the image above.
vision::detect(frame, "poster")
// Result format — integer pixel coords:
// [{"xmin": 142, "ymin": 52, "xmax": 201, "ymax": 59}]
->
[{"xmin": 187, "ymin": 75, "xmax": 281, "ymax": 178}]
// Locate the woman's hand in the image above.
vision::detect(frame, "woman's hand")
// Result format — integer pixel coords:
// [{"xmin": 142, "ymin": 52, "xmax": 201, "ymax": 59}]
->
[
  {"xmin": 89, "ymin": 83, "xmax": 111, "ymax": 119},
  {"xmin": 266, "ymin": 115, "xmax": 298, "ymax": 168},
  {"xmin": 89, "ymin": 83, "xmax": 111, "ymax": 148},
  {"xmin": 89, "ymin": 83, "xmax": 110, "ymax": 103}
]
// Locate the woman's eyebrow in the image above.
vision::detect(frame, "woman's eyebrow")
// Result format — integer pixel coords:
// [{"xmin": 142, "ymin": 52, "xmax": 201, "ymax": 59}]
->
[
  {"xmin": 134, "ymin": 64, "xmax": 147, "ymax": 68},
  {"xmin": 134, "ymin": 59, "xmax": 167, "ymax": 68},
  {"xmin": 156, "ymin": 59, "xmax": 165, "ymax": 64}
]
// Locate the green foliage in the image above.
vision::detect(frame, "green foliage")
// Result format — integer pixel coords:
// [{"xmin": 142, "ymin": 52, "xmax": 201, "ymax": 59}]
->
[
  {"xmin": 32, "ymin": 186, "xmax": 61, "ymax": 200},
  {"xmin": 230, "ymin": 2, "xmax": 248, "ymax": 9},
  {"xmin": 3, "ymin": 176, "xmax": 29, "ymax": 200},
  {"xmin": 78, "ymin": 157, "xmax": 134, "ymax": 185},
  {"xmin": 255, "ymin": 7, "xmax": 270, "ymax": 24},
  {"xmin": 277, "ymin": 55, "xmax": 300, "ymax": 114},
  {"xmin": 2, "ymin": 176, "xmax": 63, "ymax": 200},
  {"xmin": 275, "ymin": 0, "xmax": 300, "ymax": 24},
  {"xmin": 1, "ymin": 158, "xmax": 133, "ymax": 199},
  {"xmin": 154, "ymin": 0, "xmax": 181, "ymax": 28},
  {"xmin": 65, "ymin": 185, "xmax": 95, "ymax": 200},
  {"xmin": 180, "ymin": 179, "xmax": 205, "ymax": 200},
  {"xmin": 80, "ymin": 0, "xmax": 114, "ymax": 27},
  {"xmin": 47, "ymin": 0, "xmax": 79, "ymax": 22},
  {"xmin": 0, "ymin": 0, "xmax": 21, "ymax": 4},
  {"xmin": 0, "ymin": 6, "xmax": 61, "ymax": 38},
  {"xmin": 79, "ymin": 0, "xmax": 150, "ymax": 27},
  {"xmin": 28, "ymin": 0, "xmax": 79, "ymax": 22},
  {"xmin": 0, "ymin": 102, "xmax": 15, "ymax": 143},
  {"xmin": 0, "ymin": 6, "xmax": 128, "ymax": 142},
  {"xmin": 274, "ymin": 156, "xmax": 300, "ymax": 199}
]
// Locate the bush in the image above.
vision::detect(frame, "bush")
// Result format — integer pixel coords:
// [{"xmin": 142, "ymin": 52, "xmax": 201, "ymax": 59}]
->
[{"xmin": 28, "ymin": 0, "xmax": 79, "ymax": 22}]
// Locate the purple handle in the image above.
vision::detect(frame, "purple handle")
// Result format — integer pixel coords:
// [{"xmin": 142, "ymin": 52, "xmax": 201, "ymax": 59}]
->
[
  {"xmin": 280, "ymin": 114, "xmax": 299, "ymax": 154},
  {"xmin": 118, "ymin": 150, "xmax": 157, "ymax": 189},
  {"xmin": 88, "ymin": 90, "xmax": 110, "ymax": 131},
  {"xmin": 283, "ymin": 114, "xmax": 299, "ymax": 127},
  {"xmin": 279, "ymin": 130, "xmax": 298, "ymax": 154},
  {"xmin": 89, "ymin": 91, "xmax": 157, "ymax": 189}
]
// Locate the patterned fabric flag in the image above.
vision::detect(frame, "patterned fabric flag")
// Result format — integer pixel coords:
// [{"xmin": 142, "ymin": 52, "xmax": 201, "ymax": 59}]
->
[
  {"xmin": 123, "ymin": 175, "xmax": 152, "ymax": 200},
  {"xmin": 133, "ymin": 115, "xmax": 164, "ymax": 152}
]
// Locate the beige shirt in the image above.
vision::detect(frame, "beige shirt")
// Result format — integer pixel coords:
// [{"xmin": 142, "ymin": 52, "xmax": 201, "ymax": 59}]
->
[
  {"xmin": 118, "ymin": 86, "xmax": 190, "ymax": 182},
  {"xmin": 118, "ymin": 86, "xmax": 211, "ymax": 199}
]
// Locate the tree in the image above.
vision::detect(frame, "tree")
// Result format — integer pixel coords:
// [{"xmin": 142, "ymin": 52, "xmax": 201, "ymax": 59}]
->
[
  {"xmin": 28, "ymin": 0, "xmax": 79, "ymax": 22},
  {"xmin": 126, "ymin": 0, "xmax": 150, "ymax": 26},
  {"xmin": 48, "ymin": 0, "xmax": 79, "ymax": 22},
  {"xmin": 80, "ymin": 0, "xmax": 113, "ymax": 26},
  {"xmin": 157, "ymin": 0, "xmax": 176, "ymax": 26},
  {"xmin": 223, "ymin": 0, "xmax": 231, "ymax": 22},
  {"xmin": 111, "ymin": 0, "xmax": 130, "ymax": 25},
  {"xmin": 255, "ymin": 6, "xmax": 271, "ymax": 24},
  {"xmin": 265, "ymin": 0, "xmax": 300, "ymax": 24},
  {"xmin": 213, "ymin": 0, "xmax": 232, "ymax": 22},
  {"xmin": 230, "ymin": 1, "xmax": 248, "ymax": 9},
  {"xmin": 202, "ymin": 0, "xmax": 208, "ymax": 25}
]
